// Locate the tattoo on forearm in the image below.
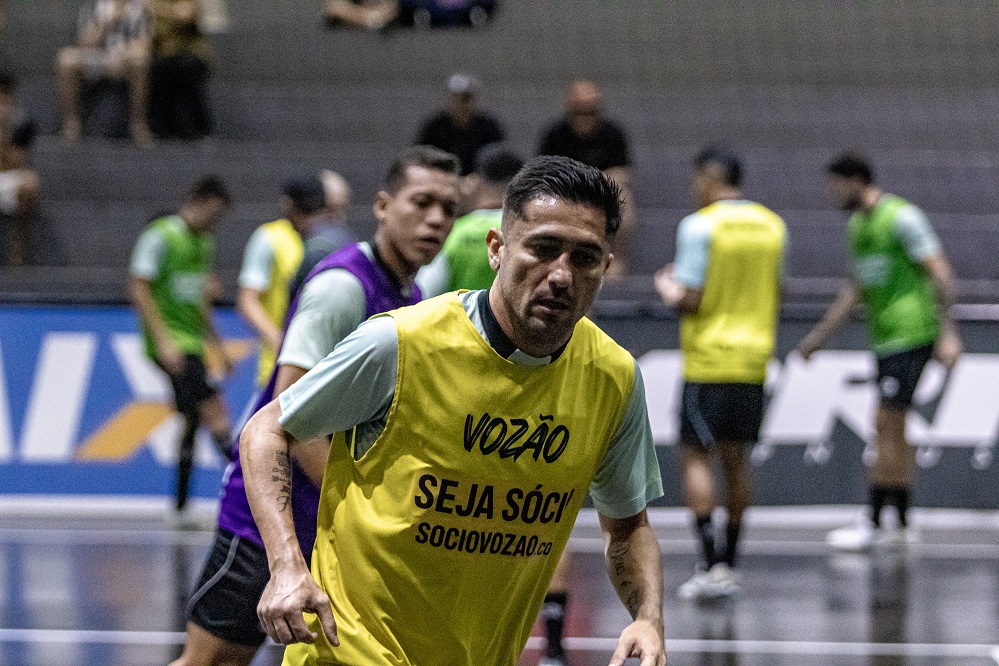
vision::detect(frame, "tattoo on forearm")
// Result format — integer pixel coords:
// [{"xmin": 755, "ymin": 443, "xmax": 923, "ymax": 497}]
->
[
  {"xmin": 608, "ymin": 541, "xmax": 642, "ymax": 617},
  {"xmin": 271, "ymin": 450, "xmax": 292, "ymax": 512}
]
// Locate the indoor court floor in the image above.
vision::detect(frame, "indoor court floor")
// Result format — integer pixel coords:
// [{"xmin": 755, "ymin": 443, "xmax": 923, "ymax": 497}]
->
[{"xmin": 0, "ymin": 504, "xmax": 996, "ymax": 666}]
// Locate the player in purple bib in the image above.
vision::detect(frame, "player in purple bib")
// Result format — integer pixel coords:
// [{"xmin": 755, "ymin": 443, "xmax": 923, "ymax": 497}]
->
[{"xmin": 172, "ymin": 147, "xmax": 461, "ymax": 666}]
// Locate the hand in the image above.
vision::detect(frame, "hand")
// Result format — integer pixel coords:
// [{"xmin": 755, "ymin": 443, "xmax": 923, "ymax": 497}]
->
[
  {"xmin": 608, "ymin": 618, "xmax": 666, "ymax": 666},
  {"xmin": 219, "ymin": 350, "xmax": 235, "ymax": 377},
  {"xmin": 157, "ymin": 341, "xmax": 185, "ymax": 376},
  {"xmin": 796, "ymin": 336, "xmax": 821, "ymax": 363},
  {"xmin": 258, "ymin": 562, "xmax": 339, "ymax": 647},
  {"xmin": 654, "ymin": 265, "xmax": 683, "ymax": 306},
  {"xmin": 934, "ymin": 329, "xmax": 962, "ymax": 370}
]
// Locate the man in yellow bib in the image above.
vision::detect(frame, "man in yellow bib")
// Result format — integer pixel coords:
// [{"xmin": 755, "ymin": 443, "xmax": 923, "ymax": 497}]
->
[
  {"xmin": 241, "ymin": 155, "xmax": 667, "ymax": 666},
  {"xmin": 656, "ymin": 147, "xmax": 786, "ymax": 602}
]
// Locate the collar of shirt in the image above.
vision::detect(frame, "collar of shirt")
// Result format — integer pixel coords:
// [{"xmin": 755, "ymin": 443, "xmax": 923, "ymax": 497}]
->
[
  {"xmin": 370, "ymin": 242, "xmax": 412, "ymax": 299},
  {"xmin": 474, "ymin": 289, "xmax": 568, "ymax": 366}
]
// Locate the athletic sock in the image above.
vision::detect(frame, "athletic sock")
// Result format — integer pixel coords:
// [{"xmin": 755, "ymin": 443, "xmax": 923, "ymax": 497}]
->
[
  {"xmin": 176, "ymin": 416, "xmax": 198, "ymax": 512},
  {"xmin": 869, "ymin": 486, "xmax": 890, "ymax": 529},
  {"xmin": 541, "ymin": 591, "xmax": 568, "ymax": 659},
  {"xmin": 890, "ymin": 487, "xmax": 911, "ymax": 528},
  {"xmin": 694, "ymin": 514, "xmax": 717, "ymax": 568},
  {"xmin": 721, "ymin": 521, "xmax": 742, "ymax": 567}
]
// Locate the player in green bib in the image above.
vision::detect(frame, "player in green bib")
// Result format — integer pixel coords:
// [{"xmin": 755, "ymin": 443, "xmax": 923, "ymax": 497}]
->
[
  {"xmin": 417, "ymin": 144, "xmax": 523, "ymax": 296},
  {"xmin": 240, "ymin": 156, "xmax": 666, "ymax": 666},
  {"xmin": 798, "ymin": 153, "xmax": 962, "ymax": 551},
  {"xmin": 129, "ymin": 175, "xmax": 235, "ymax": 521}
]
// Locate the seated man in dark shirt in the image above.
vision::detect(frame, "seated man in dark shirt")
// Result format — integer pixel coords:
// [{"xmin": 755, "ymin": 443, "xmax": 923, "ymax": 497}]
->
[
  {"xmin": 538, "ymin": 79, "xmax": 635, "ymax": 277},
  {"xmin": 415, "ymin": 73, "xmax": 505, "ymax": 176},
  {"xmin": 0, "ymin": 70, "xmax": 39, "ymax": 265}
]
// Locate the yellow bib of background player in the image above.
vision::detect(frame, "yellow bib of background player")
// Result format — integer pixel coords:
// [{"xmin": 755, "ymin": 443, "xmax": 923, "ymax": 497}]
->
[
  {"xmin": 255, "ymin": 219, "xmax": 304, "ymax": 386},
  {"xmin": 284, "ymin": 293, "xmax": 635, "ymax": 666},
  {"xmin": 680, "ymin": 201, "xmax": 786, "ymax": 384}
]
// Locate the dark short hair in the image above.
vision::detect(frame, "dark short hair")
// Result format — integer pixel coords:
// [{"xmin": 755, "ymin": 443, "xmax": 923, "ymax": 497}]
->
[
  {"xmin": 693, "ymin": 146, "xmax": 742, "ymax": 187},
  {"xmin": 0, "ymin": 69, "xmax": 16, "ymax": 95},
  {"xmin": 383, "ymin": 145, "xmax": 461, "ymax": 194},
  {"xmin": 474, "ymin": 144, "xmax": 525, "ymax": 186},
  {"xmin": 503, "ymin": 155, "xmax": 622, "ymax": 238},
  {"xmin": 188, "ymin": 175, "xmax": 231, "ymax": 206},
  {"xmin": 283, "ymin": 176, "xmax": 326, "ymax": 215},
  {"xmin": 827, "ymin": 152, "xmax": 874, "ymax": 184}
]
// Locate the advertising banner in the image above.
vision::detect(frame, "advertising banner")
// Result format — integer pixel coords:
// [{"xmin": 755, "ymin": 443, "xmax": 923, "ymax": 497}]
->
[
  {"xmin": 1, "ymin": 306, "xmax": 996, "ymax": 508},
  {"xmin": 0, "ymin": 305, "xmax": 256, "ymax": 500}
]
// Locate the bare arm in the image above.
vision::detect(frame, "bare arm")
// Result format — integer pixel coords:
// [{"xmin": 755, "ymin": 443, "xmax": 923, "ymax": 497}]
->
[
  {"xmin": 922, "ymin": 254, "xmax": 962, "ymax": 368},
  {"xmin": 654, "ymin": 265, "xmax": 702, "ymax": 315},
  {"xmin": 238, "ymin": 286, "xmax": 283, "ymax": 350},
  {"xmin": 129, "ymin": 276, "xmax": 183, "ymax": 374},
  {"xmin": 274, "ymin": 363, "xmax": 330, "ymax": 488},
  {"xmin": 796, "ymin": 280, "xmax": 859, "ymax": 360},
  {"xmin": 241, "ymin": 400, "xmax": 339, "ymax": 646},
  {"xmin": 599, "ymin": 510, "xmax": 666, "ymax": 666}
]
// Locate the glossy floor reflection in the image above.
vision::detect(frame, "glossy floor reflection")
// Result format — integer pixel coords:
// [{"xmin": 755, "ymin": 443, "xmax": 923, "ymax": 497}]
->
[{"xmin": 0, "ymin": 507, "xmax": 996, "ymax": 666}]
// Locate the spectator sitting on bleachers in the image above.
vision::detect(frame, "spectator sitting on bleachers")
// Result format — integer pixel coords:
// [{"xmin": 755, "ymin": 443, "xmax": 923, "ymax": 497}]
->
[
  {"xmin": 323, "ymin": 0, "xmax": 398, "ymax": 30},
  {"xmin": 0, "ymin": 69, "xmax": 39, "ymax": 266},
  {"xmin": 147, "ymin": 0, "xmax": 214, "ymax": 141},
  {"xmin": 55, "ymin": 0, "xmax": 153, "ymax": 146},
  {"xmin": 415, "ymin": 73, "xmax": 505, "ymax": 176},
  {"xmin": 538, "ymin": 79, "xmax": 635, "ymax": 278}
]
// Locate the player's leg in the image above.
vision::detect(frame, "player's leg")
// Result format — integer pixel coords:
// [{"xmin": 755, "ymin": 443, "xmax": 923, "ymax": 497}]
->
[
  {"xmin": 181, "ymin": 353, "xmax": 232, "ymax": 459},
  {"xmin": 167, "ymin": 355, "xmax": 205, "ymax": 515},
  {"xmin": 714, "ymin": 382, "xmax": 763, "ymax": 572},
  {"xmin": 200, "ymin": 392, "xmax": 234, "ymax": 460},
  {"xmin": 11, "ymin": 170, "xmax": 39, "ymax": 265},
  {"xmin": 55, "ymin": 46, "xmax": 84, "ymax": 143},
  {"xmin": 869, "ymin": 344, "xmax": 932, "ymax": 538},
  {"xmin": 171, "ymin": 529, "xmax": 270, "ymax": 666},
  {"xmin": 828, "ymin": 344, "xmax": 932, "ymax": 550},
  {"xmin": 169, "ymin": 622, "xmax": 259, "ymax": 666},
  {"xmin": 539, "ymin": 550, "xmax": 571, "ymax": 666},
  {"xmin": 176, "ymin": 409, "xmax": 199, "ymax": 513},
  {"xmin": 717, "ymin": 441, "xmax": 751, "ymax": 568},
  {"xmin": 122, "ymin": 42, "xmax": 153, "ymax": 146},
  {"xmin": 680, "ymin": 383, "xmax": 719, "ymax": 560}
]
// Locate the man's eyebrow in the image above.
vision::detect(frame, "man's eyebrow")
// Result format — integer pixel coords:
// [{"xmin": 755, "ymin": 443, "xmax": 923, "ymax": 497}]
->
[{"xmin": 525, "ymin": 233, "xmax": 604, "ymax": 253}]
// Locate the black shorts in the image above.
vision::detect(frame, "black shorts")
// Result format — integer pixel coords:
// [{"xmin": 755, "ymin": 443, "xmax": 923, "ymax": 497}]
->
[
  {"xmin": 876, "ymin": 343, "xmax": 934, "ymax": 409},
  {"xmin": 187, "ymin": 528, "xmax": 270, "ymax": 646},
  {"xmin": 161, "ymin": 354, "xmax": 217, "ymax": 415},
  {"xmin": 680, "ymin": 382, "xmax": 765, "ymax": 448}
]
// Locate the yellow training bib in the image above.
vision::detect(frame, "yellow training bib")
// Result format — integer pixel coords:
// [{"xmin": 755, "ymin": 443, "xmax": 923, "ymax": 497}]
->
[
  {"xmin": 286, "ymin": 293, "xmax": 635, "ymax": 666},
  {"xmin": 681, "ymin": 201, "xmax": 786, "ymax": 384}
]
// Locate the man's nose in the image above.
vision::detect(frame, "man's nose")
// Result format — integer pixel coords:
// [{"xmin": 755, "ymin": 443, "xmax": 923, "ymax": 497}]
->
[
  {"xmin": 548, "ymin": 254, "xmax": 573, "ymax": 288},
  {"xmin": 424, "ymin": 203, "xmax": 448, "ymax": 228}
]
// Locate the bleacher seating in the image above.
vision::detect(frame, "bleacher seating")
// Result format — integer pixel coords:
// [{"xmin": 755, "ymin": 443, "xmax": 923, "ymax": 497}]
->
[{"xmin": 3, "ymin": 0, "xmax": 999, "ymax": 302}]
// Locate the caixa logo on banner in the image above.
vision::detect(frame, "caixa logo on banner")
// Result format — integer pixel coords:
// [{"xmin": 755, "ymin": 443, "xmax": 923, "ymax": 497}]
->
[{"xmin": 639, "ymin": 350, "xmax": 998, "ymax": 471}]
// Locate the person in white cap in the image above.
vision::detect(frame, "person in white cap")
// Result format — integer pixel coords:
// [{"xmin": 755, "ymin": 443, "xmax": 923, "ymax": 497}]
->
[{"xmin": 415, "ymin": 72, "xmax": 506, "ymax": 176}]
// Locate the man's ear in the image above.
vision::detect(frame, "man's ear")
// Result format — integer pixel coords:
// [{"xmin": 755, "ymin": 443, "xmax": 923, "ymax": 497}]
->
[
  {"xmin": 372, "ymin": 190, "xmax": 390, "ymax": 225},
  {"xmin": 486, "ymin": 227, "xmax": 504, "ymax": 271}
]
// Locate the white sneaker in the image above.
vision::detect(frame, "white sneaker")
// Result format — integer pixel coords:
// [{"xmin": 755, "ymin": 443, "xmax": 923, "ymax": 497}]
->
[
  {"xmin": 708, "ymin": 563, "xmax": 741, "ymax": 598},
  {"xmin": 875, "ymin": 525, "xmax": 918, "ymax": 549},
  {"xmin": 677, "ymin": 568, "xmax": 715, "ymax": 601},
  {"xmin": 826, "ymin": 522, "xmax": 876, "ymax": 552},
  {"xmin": 678, "ymin": 564, "xmax": 741, "ymax": 601}
]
